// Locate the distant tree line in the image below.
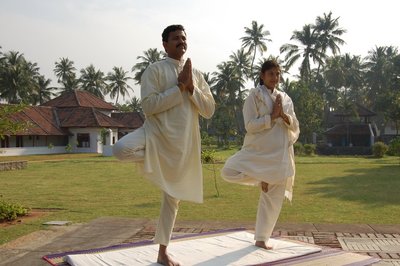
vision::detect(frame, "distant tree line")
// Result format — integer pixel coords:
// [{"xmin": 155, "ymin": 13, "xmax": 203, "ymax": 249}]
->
[{"xmin": 1, "ymin": 11, "xmax": 399, "ymax": 145}]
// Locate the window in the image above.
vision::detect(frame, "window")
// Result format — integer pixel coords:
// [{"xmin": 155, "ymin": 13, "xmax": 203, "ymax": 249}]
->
[
  {"xmin": 77, "ymin": 133, "xmax": 90, "ymax": 148},
  {"xmin": 16, "ymin": 136, "xmax": 23, "ymax": 147},
  {"xmin": 1, "ymin": 136, "xmax": 9, "ymax": 148}
]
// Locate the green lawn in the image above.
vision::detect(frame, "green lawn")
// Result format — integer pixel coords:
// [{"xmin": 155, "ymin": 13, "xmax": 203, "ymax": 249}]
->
[{"xmin": 0, "ymin": 151, "xmax": 399, "ymax": 245}]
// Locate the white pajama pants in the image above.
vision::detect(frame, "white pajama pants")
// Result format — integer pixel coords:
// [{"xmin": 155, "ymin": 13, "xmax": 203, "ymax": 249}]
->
[
  {"xmin": 221, "ymin": 167, "xmax": 286, "ymax": 242},
  {"xmin": 112, "ymin": 127, "xmax": 145, "ymax": 162},
  {"xmin": 113, "ymin": 128, "xmax": 180, "ymax": 246}
]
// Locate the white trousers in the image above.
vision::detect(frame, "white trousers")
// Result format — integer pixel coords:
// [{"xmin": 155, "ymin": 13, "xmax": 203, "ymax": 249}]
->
[
  {"xmin": 113, "ymin": 128, "xmax": 179, "ymax": 246},
  {"xmin": 112, "ymin": 127, "xmax": 145, "ymax": 162},
  {"xmin": 154, "ymin": 192, "xmax": 180, "ymax": 246},
  {"xmin": 221, "ymin": 167, "xmax": 286, "ymax": 242}
]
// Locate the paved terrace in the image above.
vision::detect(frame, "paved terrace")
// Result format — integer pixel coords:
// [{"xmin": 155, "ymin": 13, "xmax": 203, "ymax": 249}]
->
[{"xmin": 0, "ymin": 217, "xmax": 399, "ymax": 265}]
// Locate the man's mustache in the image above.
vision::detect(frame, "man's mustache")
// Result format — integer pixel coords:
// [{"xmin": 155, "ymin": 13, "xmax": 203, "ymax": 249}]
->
[{"xmin": 176, "ymin": 43, "xmax": 186, "ymax": 48}]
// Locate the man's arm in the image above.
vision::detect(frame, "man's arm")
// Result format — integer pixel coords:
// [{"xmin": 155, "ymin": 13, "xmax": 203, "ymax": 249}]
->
[
  {"xmin": 188, "ymin": 70, "xmax": 215, "ymax": 119},
  {"xmin": 141, "ymin": 64, "xmax": 183, "ymax": 116}
]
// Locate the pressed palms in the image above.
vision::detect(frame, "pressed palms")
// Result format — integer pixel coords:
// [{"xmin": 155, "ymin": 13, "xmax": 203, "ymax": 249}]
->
[
  {"xmin": 107, "ymin": 66, "xmax": 133, "ymax": 105},
  {"xmin": 240, "ymin": 21, "xmax": 271, "ymax": 85},
  {"xmin": 132, "ymin": 48, "xmax": 166, "ymax": 84},
  {"xmin": 79, "ymin": 64, "xmax": 108, "ymax": 99}
]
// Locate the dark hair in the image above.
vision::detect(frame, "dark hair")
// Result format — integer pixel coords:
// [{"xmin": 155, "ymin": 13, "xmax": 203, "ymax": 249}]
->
[
  {"xmin": 259, "ymin": 60, "xmax": 281, "ymax": 85},
  {"xmin": 162, "ymin": 25, "xmax": 185, "ymax": 42}
]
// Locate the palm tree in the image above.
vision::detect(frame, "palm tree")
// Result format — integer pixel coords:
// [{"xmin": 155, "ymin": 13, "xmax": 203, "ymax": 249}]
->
[
  {"xmin": 313, "ymin": 12, "xmax": 346, "ymax": 76},
  {"xmin": 79, "ymin": 64, "xmax": 108, "ymax": 99},
  {"xmin": 212, "ymin": 61, "xmax": 245, "ymax": 136},
  {"xmin": 33, "ymin": 75, "xmax": 56, "ymax": 105},
  {"xmin": 240, "ymin": 21, "xmax": 271, "ymax": 85},
  {"xmin": 107, "ymin": 66, "xmax": 133, "ymax": 104},
  {"xmin": 132, "ymin": 48, "xmax": 166, "ymax": 84},
  {"xmin": 314, "ymin": 12, "xmax": 346, "ymax": 56},
  {"xmin": 323, "ymin": 54, "xmax": 366, "ymax": 121},
  {"xmin": 0, "ymin": 51, "xmax": 39, "ymax": 103},
  {"xmin": 280, "ymin": 24, "xmax": 324, "ymax": 83},
  {"xmin": 54, "ymin": 57, "xmax": 78, "ymax": 92}
]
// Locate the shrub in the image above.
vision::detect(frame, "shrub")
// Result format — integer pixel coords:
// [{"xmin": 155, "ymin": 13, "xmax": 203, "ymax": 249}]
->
[
  {"xmin": 372, "ymin": 142, "xmax": 388, "ymax": 158},
  {"xmin": 0, "ymin": 196, "xmax": 29, "ymax": 221},
  {"xmin": 388, "ymin": 137, "xmax": 400, "ymax": 156},
  {"xmin": 293, "ymin": 142, "xmax": 304, "ymax": 155},
  {"xmin": 201, "ymin": 132, "xmax": 214, "ymax": 146},
  {"xmin": 303, "ymin": 144, "xmax": 316, "ymax": 156},
  {"xmin": 201, "ymin": 149, "xmax": 216, "ymax": 164}
]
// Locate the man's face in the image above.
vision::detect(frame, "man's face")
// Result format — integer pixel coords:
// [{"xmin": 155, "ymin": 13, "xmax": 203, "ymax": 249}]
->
[{"xmin": 163, "ymin": 30, "xmax": 187, "ymax": 60}]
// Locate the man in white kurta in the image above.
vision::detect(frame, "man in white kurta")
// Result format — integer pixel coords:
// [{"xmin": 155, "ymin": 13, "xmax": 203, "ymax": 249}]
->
[
  {"xmin": 113, "ymin": 25, "xmax": 215, "ymax": 265},
  {"xmin": 221, "ymin": 61, "xmax": 299, "ymax": 249}
]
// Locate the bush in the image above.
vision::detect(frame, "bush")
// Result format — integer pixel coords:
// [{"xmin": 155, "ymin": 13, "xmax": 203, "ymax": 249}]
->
[
  {"xmin": 201, "ymin": 149, "xmax": 216, "ymax": 164},
  {"xmin": 0, "ymin": 196, "xmax": 29, "ymax": 221},
  {"xmin": 372, "ymin": 141, "xmax": 388, "ymax": 158},
  {"xmin": 388, "ymin": 137, "xmax": 400, "ymax": 156},
  {"xmin": 294, "ymin": 142, "xmax": 304, "ymax": 155},
  {"xmin": 303, "ymin": 144, "xmax": 316, "ymax": 156}
]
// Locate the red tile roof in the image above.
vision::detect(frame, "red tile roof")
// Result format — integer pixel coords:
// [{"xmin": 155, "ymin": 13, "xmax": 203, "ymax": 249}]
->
[
  {"xmin": 57, "ymin": 107, "xmax": 125, "ymax": 128},
  {"xmin": 2, "ymin": 91, "xmax": 144, "ymax": 136},
  {"xmin": 111, "ymin": 112, "xmax": 144, "ymax": 129},
  {"xmin": 5, "ymin": 105, "xmax": 68, "ymax": 136},
  {"xmin": 42, "ymin": 90, "xmax": 116, "ymax": 110}
]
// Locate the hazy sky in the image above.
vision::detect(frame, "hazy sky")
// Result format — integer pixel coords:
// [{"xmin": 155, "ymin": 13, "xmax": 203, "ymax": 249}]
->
[{"xmin": 1, "ymin": 0, "xmax": 399, "ymax": 101}]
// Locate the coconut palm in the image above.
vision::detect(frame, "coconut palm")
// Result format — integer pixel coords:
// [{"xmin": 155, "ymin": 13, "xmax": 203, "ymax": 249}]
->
[
  {"xmin": 107, "ymin": 66, "xmax": 133, "ymax": 104},
  {"xmin": 313, "ymin": 12, "xmax": 346, "ymax": 77},
  {"xmin": 323, "ymin": 54, "xmax": 366, "ymax": 114},
  {"xmin": 79, "ymin": 64, "xmax": 108, "ymax": 99},
  {"xmin": 280, "ymin": 24, "xmax": 324, "ymax": 83},
  {"xmin": 132, "ymin": 48, "xmax": 166, "ymax": 84},
  {"xmin": 54, "ymin": 57, "xmax": 77, "ymax": 92},
  {"xmin": 240, "ymin": 21, "xmax": 271, "ymax": 85},
  {"xmin": 0, "ymin": 51, "xmax": 39, "ymax": 103},
  {"xmin": 314, "ymin": 12, "xmax": 346, "ymax": 56},
  {"xmin": 365, "ymin": 46, "xmax": 399, "ymax": 112},
  {"xmin": 32, "ymin": 75, "xmax": 57, "ymax": 105}
]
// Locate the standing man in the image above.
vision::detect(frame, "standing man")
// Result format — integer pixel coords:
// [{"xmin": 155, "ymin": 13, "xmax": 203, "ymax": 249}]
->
[{"xmin": 113, "ymin": 25, "xmax": 215, "ymax": 266}]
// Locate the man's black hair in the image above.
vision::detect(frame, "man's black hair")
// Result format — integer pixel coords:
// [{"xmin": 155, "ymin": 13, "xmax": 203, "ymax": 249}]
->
[{"xmin": 162, "ymin": 25, "xmax": 185, "ymax": 42}]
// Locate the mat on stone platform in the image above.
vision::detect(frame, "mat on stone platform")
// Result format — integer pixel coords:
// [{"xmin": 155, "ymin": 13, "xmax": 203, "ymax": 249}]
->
[{"xmin": 43, "ymin": 230, "xmax": 379, "ymax": 266}]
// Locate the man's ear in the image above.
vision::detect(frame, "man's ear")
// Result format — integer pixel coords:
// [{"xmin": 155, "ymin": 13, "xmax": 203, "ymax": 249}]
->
[{"xmin": 162, "ymin": 41, "xmax": 167, "ymax": 52}]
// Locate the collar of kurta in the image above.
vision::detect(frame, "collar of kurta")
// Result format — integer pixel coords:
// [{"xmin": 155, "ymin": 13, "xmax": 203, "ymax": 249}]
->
[
  {"xmin": 166, "ymin": 57, "xmax": 185, "ymax": 68},
  {"xmin": 262, "ymin": 85, "xmax": 279, "ymax": 98}
]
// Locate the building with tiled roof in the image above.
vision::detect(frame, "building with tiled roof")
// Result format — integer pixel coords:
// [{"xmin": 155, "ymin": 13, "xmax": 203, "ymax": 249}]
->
[
  {"xmin": 0, "ymin": 90, "xmax": 143, "ymax": 156},
  {"xmin": 320, "ymin": 103, "xmax": 379, "ymax": 155}
]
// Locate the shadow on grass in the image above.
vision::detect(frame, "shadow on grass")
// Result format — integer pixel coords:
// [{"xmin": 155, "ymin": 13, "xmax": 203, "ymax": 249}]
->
[{"xmin": 306, "ymin": 164, "xmax": 400, "ymax": 206}]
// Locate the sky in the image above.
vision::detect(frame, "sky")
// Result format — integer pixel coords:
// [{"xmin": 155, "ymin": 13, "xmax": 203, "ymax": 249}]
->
[{"xmin": 1, "ymin": 0, "xmax": 399, "ymax": 103}]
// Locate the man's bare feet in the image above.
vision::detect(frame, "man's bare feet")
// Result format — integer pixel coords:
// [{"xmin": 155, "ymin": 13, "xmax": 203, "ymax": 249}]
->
[
  {"xmin": 255, "ymin": 240, "xmax": 272, "ymax": 250},
  {"xmin": 261, "ymin": 182, "xmax": 269, "ymax": 193},
  {"xmin": 157, "ymin": 245, "xmax": 180, "ymax": 266}
]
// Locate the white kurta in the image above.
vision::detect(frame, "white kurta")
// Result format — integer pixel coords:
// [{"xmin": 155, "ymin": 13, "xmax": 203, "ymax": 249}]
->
[
  {"xmin": 223, "ymin": 85, "xmax": 299, "ymax": 200},
  {"xmin": 140, "ymin": 57, "xmax": 215, "ymax": 203}
]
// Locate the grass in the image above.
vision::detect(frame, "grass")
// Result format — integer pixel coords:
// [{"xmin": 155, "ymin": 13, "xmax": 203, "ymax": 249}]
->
[{"xmin": 0, "ymin": 151, "xmax": 399, "ymax": 245}]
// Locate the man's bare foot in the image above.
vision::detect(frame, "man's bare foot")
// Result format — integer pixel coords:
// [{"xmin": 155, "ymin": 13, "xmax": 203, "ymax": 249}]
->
[
  {"xmin": 157, "ymin": 245, "xmax": 180, "ymax": 266},
  {"xmin": 157, "ymin": 254, "xmax": 180, "ymax": 266},
  {"xmin": 255, "ymin": 240, "xmax": 272, "ymax": 250},
  {"xmin": 261, "ymin": 182, "xmax": 269, "ymax": 193}
]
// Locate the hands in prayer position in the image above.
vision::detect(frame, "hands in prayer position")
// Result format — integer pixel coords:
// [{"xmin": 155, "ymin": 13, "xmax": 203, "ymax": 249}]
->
[
  {"xmin": 178, "ymin": 58, "xmax": 194, "ymax": 94},
  {"xmin": 271, "ymin": 95, "xmax": 290, "ymax": 125}
]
